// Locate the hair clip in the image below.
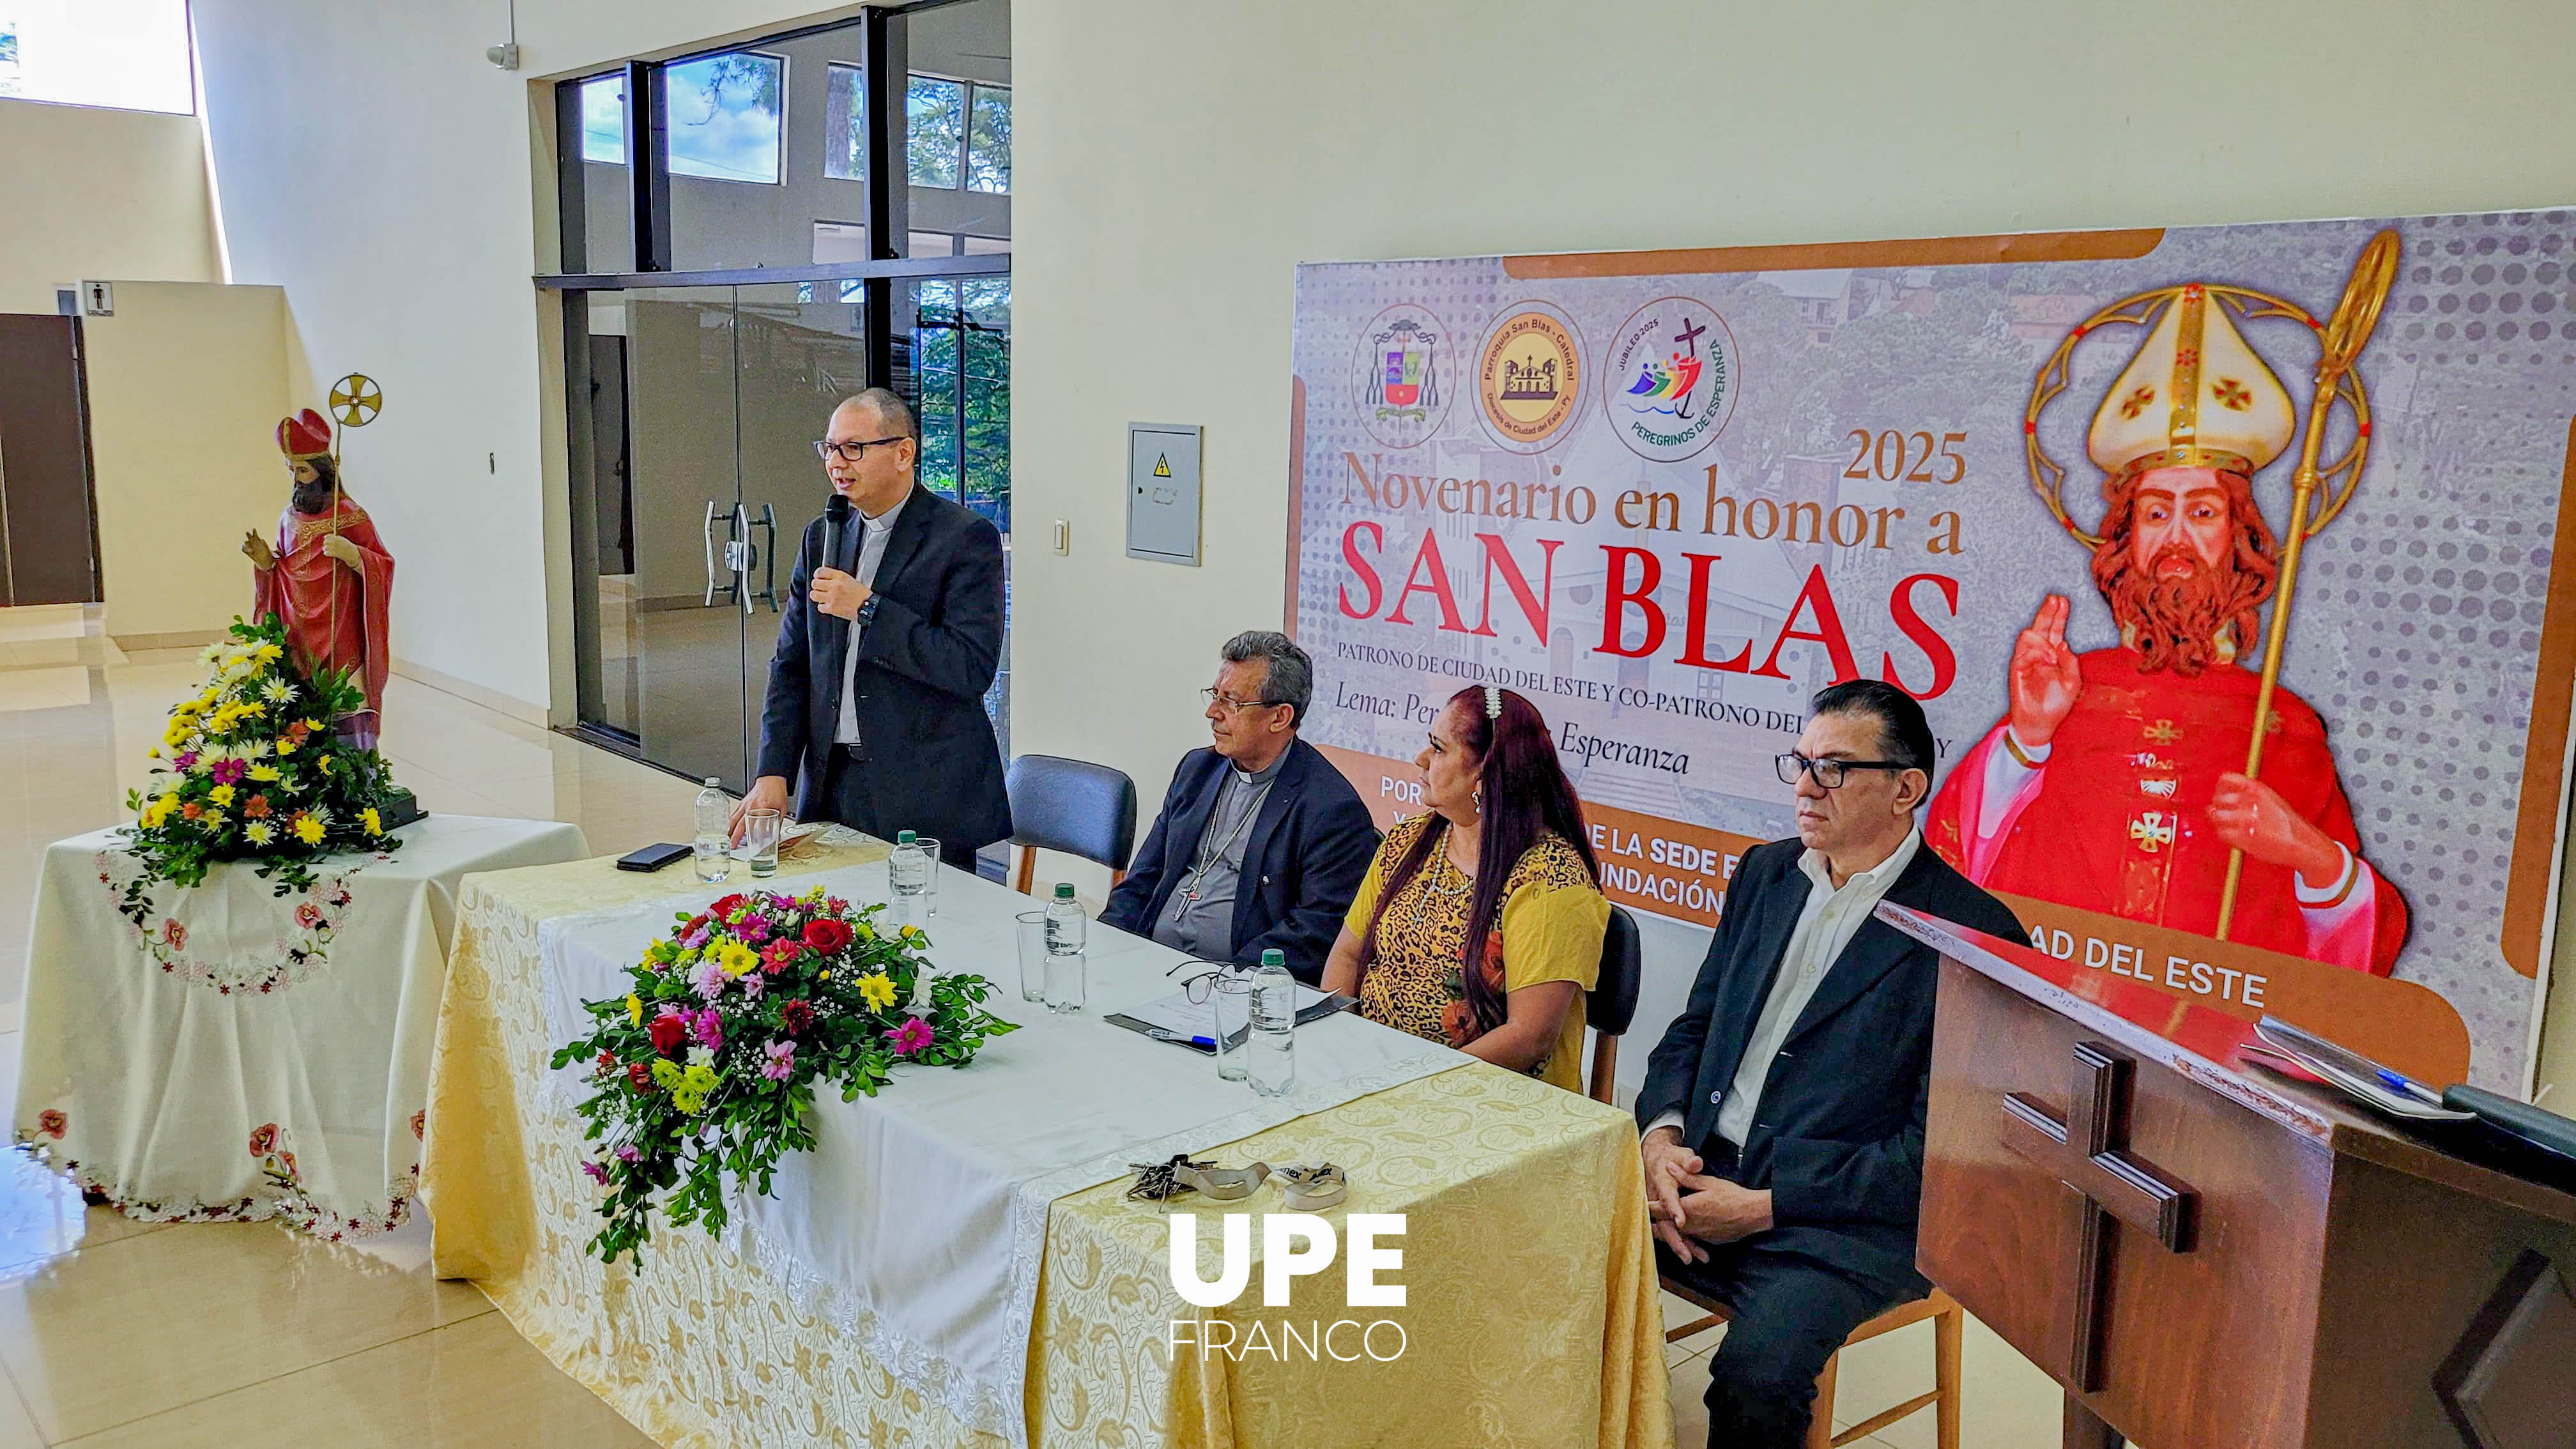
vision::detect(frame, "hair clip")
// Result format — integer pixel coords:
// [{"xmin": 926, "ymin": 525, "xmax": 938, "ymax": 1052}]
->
[{"xmin": 1483, "ymin": 686, "xmax": 1503, "ymax": 719}]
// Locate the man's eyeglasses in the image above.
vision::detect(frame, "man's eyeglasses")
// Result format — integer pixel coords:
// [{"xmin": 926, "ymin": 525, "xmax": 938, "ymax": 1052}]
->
[
  {"xmin": 1202, "ymin": 688, "xmax": 1285, "ymax": 712},
  {"xmin": 1166, "ymin": 960, "xmax": 1241, "ymax": 1003},
  {"xmin": 1775, "ymin": 753, "xmax": 1912, "ymax": 790},
  {"xmin": 813, "ymin": 436, "xmax": 906, "ymax": 463}
]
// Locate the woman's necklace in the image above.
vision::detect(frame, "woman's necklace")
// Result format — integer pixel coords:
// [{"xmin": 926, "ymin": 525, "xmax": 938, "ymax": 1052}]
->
[{"xmin": 1408, "ymin": 832, "xmax": 1475, "ymax": 931}]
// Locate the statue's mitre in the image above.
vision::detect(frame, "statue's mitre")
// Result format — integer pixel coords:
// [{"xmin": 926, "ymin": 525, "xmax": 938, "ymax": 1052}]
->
[
  {"xmin": 2086, "ymin": 284, "xmax": 2294, "ymax": 480},
  {"xmin": 276, "ymin": 408, "xmax": 333, "ymax": 461}
]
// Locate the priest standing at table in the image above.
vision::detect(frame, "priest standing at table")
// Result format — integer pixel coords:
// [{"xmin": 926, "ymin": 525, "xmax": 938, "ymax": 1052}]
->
[
  {"xmin": 732, "ymin": 390, "xmax": 1009, "ymax": 870},
  {"xmin": 1636, "ymin": 680, "xmax": 2025, "ymax": 1449},
  {"xmin": 1101, "ymin": 631, "xmax": 1379, "ymax": 981}
]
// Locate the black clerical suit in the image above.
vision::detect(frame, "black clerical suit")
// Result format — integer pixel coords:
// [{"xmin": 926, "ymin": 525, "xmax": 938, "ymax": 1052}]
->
[
  {"xmin": 1099, "ymin": 737, "xmax": 1379, "ymax": 983},
  {"xmin": 757, "ymin": 486, "xmax": 1011, "ymax": 865},
  {"xmin": 1636, "ymin": 834, "xmax": 2026, "ymax": 1448}
]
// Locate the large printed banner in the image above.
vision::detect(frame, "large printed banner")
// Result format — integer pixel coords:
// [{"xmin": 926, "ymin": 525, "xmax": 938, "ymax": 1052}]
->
[{"xmin": 1288, "ymin": 215, "xmax": 2576, "ymax": 1089}]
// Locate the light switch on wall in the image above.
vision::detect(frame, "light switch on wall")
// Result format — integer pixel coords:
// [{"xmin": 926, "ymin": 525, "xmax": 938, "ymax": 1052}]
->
[{"xmin": 1052, "ymin": 519, "xmax": 1069, "ymax": 555}]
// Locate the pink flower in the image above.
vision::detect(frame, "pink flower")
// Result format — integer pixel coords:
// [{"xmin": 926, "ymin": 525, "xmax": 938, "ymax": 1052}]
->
[
  {"xmin": 295, "ymin": 902, "xmax": 324, "ymax": 930},
  {"xmin": 36, "ymin": 1110, "xmax": 66, "ymax": 1140},
  {"xmin": 689, "ymin": 958, "xmax": 729, "ymax": 1000},
  {"xmin": 760, "ymin": 1039, "xmax": 796, "ymax": 1081},
  {"xmin": 163, "ymin": 919, "xmax": 187, "ymax": 949},
  {"xmin": 691, "ymin": 1008, "xmax": 724, "ymax": 1052},
  {"xmin": 737, "ymin": 969, "xmax": 765, "ymax": 1000},
  {"xmin": 737, "ymin": 915, "xmax": 772, "ymax": 945},
  {"xmin": 174, "ymin": 751, "xmax": 199, "ymax": 769},
  {"xmin": 210, "ymin": 760, "xmax": 245, "ymax": 785},
  {"xmin": 580, "ymin": 1161, "xmax": 610, "ymax": 1184},
  {"xmin": 761, "ymin": 940, "xmax": 802, "ymax": 974},
  {"xmin": 885, "ymin": 1016, "xmax": 934, "ymax": 1057},
  {"xmin": 615, "ymin": 1144, "xmax": 642, "ymax": 1164}
]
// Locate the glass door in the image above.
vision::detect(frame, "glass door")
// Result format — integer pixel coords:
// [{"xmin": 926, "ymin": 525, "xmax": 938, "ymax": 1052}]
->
[{"xmin": 567, "ymin": 286, "xmax": 749, "ymax": 789}]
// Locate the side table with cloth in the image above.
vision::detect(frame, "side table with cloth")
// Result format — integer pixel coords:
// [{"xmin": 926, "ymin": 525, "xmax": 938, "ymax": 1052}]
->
[
  {"xmin": 15, "ymin": 816, "xmax": 587, "ymax": 1238},
  {"xmin": 424, "ymin": 841, "xmax": 1671, "ymax": 1449}
]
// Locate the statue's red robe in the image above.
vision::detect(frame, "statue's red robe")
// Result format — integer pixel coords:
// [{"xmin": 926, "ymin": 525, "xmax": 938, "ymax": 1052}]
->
[
  {"xmin": 251, "ymin": 496, "xmax": 394, "ymax": 748},
  {"xmin": 1925, "ymin": 648, "xmax": 2407, "ymax": 976}
]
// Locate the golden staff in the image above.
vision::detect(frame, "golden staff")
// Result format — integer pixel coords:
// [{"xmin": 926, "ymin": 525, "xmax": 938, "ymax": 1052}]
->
[
  {"xmin": 324, "ymin": 374, "xmax": 383, "ymax": 694},
  {"xmin": 2214, "ymin": 230, "xmax": 2399, "ymax": 940}
]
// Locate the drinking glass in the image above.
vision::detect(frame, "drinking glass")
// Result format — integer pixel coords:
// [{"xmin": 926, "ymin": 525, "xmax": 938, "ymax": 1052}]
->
[
  {"xmin": 914, "ymin": 836, "xmax": 942, "ymax": 915},
  {"xmin": 1014, "ymin": 910, "xmax": 1048, "ymax": 1004},
  {"xmin": 744, "ymin": 809, "xmax": 783, "ymax": 878},
  {"xmin": 1209, "ymin": 970, "xmax": 1254, "ymax": 1082}
]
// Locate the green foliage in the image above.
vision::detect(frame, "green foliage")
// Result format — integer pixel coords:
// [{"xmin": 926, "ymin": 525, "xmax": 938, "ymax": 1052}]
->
[
  {"xmin": 549, "ymin": 886, "xmax": 1018, "ymax": 1266},
  {"xmin": 119, "ymin": 615, "xmax": 405, "ymax": 896}
]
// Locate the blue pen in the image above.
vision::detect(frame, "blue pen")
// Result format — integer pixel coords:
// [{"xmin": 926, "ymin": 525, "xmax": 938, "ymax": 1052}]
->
[
  {"xmin": 2375, "ymin": 1067, "xmax": 2442, "ymax": 1105},
  {"xmin": 1189, "ymin": 1036, "xmax": 1218, "ymax": 1050}
]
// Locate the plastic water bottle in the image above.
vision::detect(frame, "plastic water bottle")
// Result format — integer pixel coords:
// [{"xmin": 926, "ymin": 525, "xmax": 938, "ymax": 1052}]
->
[
  {"xmin": 1246, "ymin": 947, "xmax": 1297, "ymax": 1096},
  {"xmin": 889, "ymin": 829, "xmax": 929, "ymax": 926},
  {"xmin": 693, "ymin": 778, "xmax": 733, "ymax": 884},
  {"xmin": 1043, "ymin": 882, "xmax": 1087, "ymax": 1013}
]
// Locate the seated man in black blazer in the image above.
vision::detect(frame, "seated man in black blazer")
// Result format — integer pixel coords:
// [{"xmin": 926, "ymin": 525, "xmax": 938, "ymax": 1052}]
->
[
  {"xmin": 1637, "ymin": 679, "xmax": 2026, "ymax": 1449},
  {"xmin": 1101, "ymin": 631, "xmax": 1379, "ymax": 983}
]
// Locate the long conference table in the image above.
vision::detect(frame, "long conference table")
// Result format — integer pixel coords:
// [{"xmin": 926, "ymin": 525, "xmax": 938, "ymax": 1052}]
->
[{"xmin": 420, "ymin": 837, "xmax": 1671, "ymax": 1448}]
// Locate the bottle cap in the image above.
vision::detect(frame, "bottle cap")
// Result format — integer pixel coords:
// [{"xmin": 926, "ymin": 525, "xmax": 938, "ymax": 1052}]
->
[
  {"xmin": 704, "ymin": 777, "xmax": 721, "ymax": 787},
  {"xmin": 1261, "ymin": 949, "xmax": 1285, "ymax": 968},
  {"xmin": 1054, "ymin": 882, "xmax": 1075, "ymax": 899},
  {"xmin": 897, "ymin": 829, "xmax": 917, "ymax": 844}
]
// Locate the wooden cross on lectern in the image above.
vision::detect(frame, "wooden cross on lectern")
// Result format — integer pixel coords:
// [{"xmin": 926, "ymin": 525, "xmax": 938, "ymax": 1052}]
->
[{"xmin": 2001, "ymin": 1042, "xmax": 2199, "ymax": 1393}]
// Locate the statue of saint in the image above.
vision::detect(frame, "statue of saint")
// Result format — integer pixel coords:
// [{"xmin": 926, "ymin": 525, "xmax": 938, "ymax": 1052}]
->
[{"xmin": 241, "ymin": 408, "xmax": 395, "ymax": 749}]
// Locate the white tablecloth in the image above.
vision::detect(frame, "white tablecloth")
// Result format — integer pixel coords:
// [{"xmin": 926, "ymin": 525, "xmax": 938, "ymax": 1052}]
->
[
  {"xmin": 537, "ymin": 857, "xmax": 1462, "ymax": 1445},
  {"xmin": 15, "ymin": 815, "xmax": 588, "ymax": 1239}
]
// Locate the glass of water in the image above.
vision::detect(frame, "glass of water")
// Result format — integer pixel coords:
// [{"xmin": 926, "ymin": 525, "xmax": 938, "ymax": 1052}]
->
[
  {"xmin": 743, "ymin": 809, "xmax": 783, "ymax": 878},
  {"xmin": 914, "ymin": 836, "xmax": 941, "ymax": 915},
  {"xmin": 1210, "ymin": 970, "xmax": 1254, "ymax": 1082},
  {"xmin": 1014, "ymin": 910, "xmax": 1048, "ymax": 1004}
]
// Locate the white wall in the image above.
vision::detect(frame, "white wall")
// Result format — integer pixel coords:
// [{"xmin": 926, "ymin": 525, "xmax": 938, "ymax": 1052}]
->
[
  {"xmin": 0, "ymin": 98, "xmax": 220, "ymax": 313},
  {"xmin": 82, "ymin": 281, "xmax": 292, "ymax": 644}
]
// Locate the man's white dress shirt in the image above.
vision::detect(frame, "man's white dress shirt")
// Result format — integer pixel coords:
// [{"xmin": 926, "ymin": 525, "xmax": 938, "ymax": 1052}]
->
[
  {"xmin": 1650, "ymin": 827, "xmax": 1922, "ymax": 1151},
  {"xmin": 833, "ymin": 491, "xmax": 908, "ymax": 747}
]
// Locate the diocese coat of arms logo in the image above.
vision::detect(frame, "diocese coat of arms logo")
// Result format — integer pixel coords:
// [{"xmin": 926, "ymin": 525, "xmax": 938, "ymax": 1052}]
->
[{"xmin": 1353, "ymin": 303, "xmax": 1455, "ymax": 450}]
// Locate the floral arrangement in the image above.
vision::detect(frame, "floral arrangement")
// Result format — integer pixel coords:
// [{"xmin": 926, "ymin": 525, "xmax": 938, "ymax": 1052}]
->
[
  {"xmin": 119, "ymin": 614, "xmax": 405, "ymax": 894},
  {"xmin": 551, "ymin": 885, "xmax": 1018, "ymax": 1265}
]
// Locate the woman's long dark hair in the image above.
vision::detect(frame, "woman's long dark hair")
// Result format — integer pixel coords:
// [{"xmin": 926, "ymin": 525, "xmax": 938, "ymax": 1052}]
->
[{"xmin": 1358, "ymin": 687, "xmax": 1599, "ymax": 1036}]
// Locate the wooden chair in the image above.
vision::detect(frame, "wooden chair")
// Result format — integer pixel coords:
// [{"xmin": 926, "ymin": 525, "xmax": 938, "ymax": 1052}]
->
[
  {"xmin": 1663, "ymin": 1280, "xmax": 1962, "ymax": 1449},
  {"xmin": 1003, "ymin": 755, "xmax": 1137, "ymax": 894},
  {"xmin": 1585, "ymin": 905, "xmax": 1642, "ymax": 1103}
]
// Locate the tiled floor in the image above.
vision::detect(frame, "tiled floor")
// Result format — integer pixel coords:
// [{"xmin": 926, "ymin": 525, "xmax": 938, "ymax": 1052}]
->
[{"xmin": 0, "ymin": 603, "xmax": 2051, "ymax": 1446}]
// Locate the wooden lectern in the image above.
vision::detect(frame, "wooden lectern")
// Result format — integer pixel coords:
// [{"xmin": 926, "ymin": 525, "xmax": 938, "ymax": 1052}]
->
[{"xmin": 1882, "ymin": 904, "xmax": 2576, "ymax": 1449}]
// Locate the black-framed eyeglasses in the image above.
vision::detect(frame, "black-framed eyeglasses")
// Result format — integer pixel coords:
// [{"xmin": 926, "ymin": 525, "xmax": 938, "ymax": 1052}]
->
[
  {"xmin": 1200, "ymin": 687, "xmax": 1285, "ymax": 712},
  {"xmin": 1166, "ymin": 959, "xmax": 1242, "ymax": 1003},
  {"xmin": 814, "ymin": 436, "xmax": 906, "ymax": 463},
  {"xmin": 1776, "ymin": 753, "xmax": 1910, "ymax": 790}
]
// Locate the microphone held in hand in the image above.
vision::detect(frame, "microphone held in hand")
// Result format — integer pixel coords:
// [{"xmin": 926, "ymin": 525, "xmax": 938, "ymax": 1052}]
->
[{"xmin": 821, "ymin": 494, "xmax": 853, "ymax": 574}]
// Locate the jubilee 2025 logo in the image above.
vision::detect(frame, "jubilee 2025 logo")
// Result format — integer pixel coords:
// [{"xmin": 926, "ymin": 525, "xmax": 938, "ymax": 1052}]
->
[{"xmin": 1602, "ymin": 295, "xmax": 1736, "ymax": 462}]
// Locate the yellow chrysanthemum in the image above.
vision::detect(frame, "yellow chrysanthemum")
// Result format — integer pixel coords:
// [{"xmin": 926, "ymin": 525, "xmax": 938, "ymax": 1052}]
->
[
  {"xmin": 856, "ymin": 972, "xmax": 897, "ymax": 1011},
  {"xmin": 717, "ymin": 942, "xmax": 760, "ymax": 977},
  {"xmin": 626, "ymin": 993, "xmax": 644, "ymax": 1027},
  {"xmin": 199, "ymin": 808, "xmax": 226, "ymax": 830},
  {"xmin": 209, "ymin": 785, "xmax": 235, "ymax": 807},
  {"xmin": 361, "ymin": 807, "xmax": 383, "ymax": 836},
  {"xmin": 293, "ymin": 815, "xmax": 325, "ymax": 845},
  {"xmin": 244, "ymin": 822, "xmax": 275, "ymax": 846},
  {"xmin": 248, "ymin": 764, "xmax": 281, "ymax": 783},
  {"xmin": 650, "ymin": 1059, "xmax": 683, "ymax": 1090},
  {"xmin": 139, "ymin": 797, "xmax": 176, "ymax": 829},
  {"xmin": 254, "ymin": 643, "xmax": 284, "ymax": 663},
  {"xmin": 673, "ymin": 1063, "xmax": 719, "ymax": 1114},
  {"xmin": 275, "ymin": 738, "xmax": 298, "ymax": 756}
]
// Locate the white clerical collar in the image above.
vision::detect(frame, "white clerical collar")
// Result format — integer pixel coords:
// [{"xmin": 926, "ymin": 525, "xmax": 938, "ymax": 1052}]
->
[{"xmin": 860, "ymin": 489, "xmax": 908, "ymax": 533}]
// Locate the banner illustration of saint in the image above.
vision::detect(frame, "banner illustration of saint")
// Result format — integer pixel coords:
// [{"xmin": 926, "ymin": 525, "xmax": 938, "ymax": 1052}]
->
[{"xmin": 1926, "ymin": 277, "xmax": 2409, "ymax": 976}]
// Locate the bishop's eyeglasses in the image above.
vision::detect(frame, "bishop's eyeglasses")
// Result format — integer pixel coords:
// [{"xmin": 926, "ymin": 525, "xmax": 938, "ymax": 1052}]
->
[
  {"xmin": 813, "ymin": 436, "xmax": 906, "ymax": 463},
  {"xmin": 1775, "ymin": 752, "xmax": 1910, "ymax": 790}
]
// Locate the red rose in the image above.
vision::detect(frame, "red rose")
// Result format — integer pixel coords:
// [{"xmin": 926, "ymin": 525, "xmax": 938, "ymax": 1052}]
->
[
  {"xmin": 710, "ymin": 894, "xmax": 746, "ymax": 919},
  {"xmin": 627, "ymin": 1062, "xmax": 655, "ymax": 1092},
  {"xmin": 780, "ymin": 999, "xmax": 815, "ymax": 1036},
  {"xmin": 249, "ymin": 1123, "xmax": 277, "ymax": 1156},
  {"xmin": 37, "ymin": 1110, "xmax": 66, "ymax": 1140},
  {"xmin": 647, "ymin": 1014, "xmax": 686, "ymax": 1056},
  {"xmin": 595, "ymin": 1049, "xmax": 618, "ymax": 1076},
  {"xmin": 803, "ymin": 919, "xmax": 853, "ymax": 954}
]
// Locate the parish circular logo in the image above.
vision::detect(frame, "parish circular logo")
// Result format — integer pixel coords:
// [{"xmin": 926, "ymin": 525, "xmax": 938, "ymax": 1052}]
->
[
  {"xmin": 1351, "ymin": 303, "xmax": 1455, "ymax": 450},
  {"xmin": 1476, "ymin": 304, "xmax": 1584, "ymax": 452},
  {"xmin": 1602, "ymin": 296, "xmax": 1736, "ymax": 462}
]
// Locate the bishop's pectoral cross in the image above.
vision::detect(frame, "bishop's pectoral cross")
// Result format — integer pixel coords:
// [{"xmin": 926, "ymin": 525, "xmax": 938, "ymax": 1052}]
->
[{"xmin": 2001, "ymin": 1043, "xmax": 2198, "ymax": 1412}]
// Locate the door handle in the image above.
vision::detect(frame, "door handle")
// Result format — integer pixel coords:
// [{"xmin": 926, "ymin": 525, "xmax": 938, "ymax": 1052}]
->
[
  {"xmin": 733, "ymin": 503, "xmax": 755, "ymax": 615},
  {"xmin": 702, "ymin": 499, "xmax": 721, "ymax": 606}
]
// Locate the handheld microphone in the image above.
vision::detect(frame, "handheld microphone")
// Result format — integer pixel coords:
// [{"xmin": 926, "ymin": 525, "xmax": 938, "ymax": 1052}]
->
[{"xmin": 822, "ymin": 494, "xmax": 853, "ymax": 573}]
